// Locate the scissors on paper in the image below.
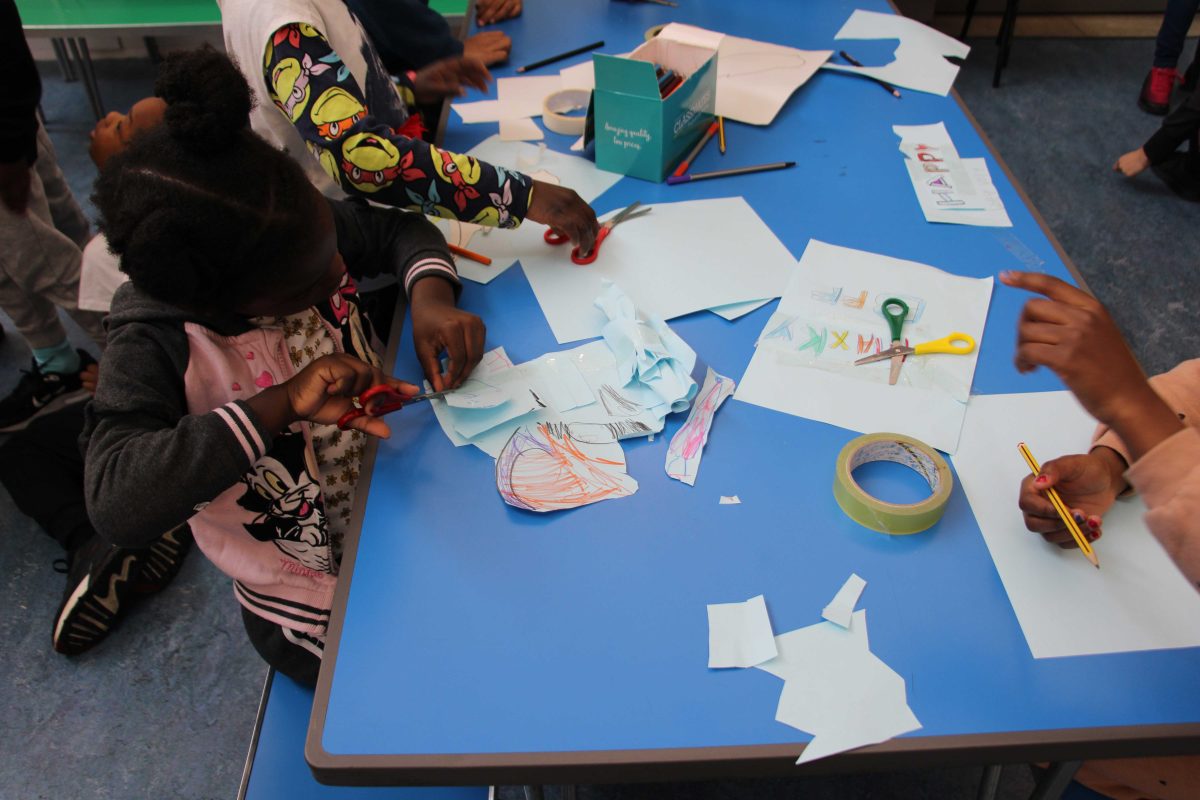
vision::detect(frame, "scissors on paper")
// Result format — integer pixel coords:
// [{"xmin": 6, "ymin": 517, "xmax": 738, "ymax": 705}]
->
[
  {"xmin": 544, "ymin": 200, "xmax": 652, "ymax": 265},
  {"xmin": 853, "ymin": 297, "xmax": 976, "ymax": 386},
  {"xmin": 336, "ymin": 384, "xmax": 445, "ymax": 430}
]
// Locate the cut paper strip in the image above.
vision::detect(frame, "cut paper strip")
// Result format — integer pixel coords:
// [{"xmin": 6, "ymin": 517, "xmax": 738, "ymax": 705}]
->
[
  {"xmin": 735, "ymin": 239, "xmax": 993, "ymax": 455},
  {"xmin": 953, "ymin": 391, "xmax": 1200, "ymax": 658},
  {"xmin": 432, "ymin": 136, "xmax": 622, "ymax": 284},
  {"xmin": 821, "ymin": 10, "xmax": 969, "ymax": 96},
  {"xmin": 665, "ymin": 367, "xmax": 735, "ymax": 486},
  {"xmin": 496, "ymin": 420, "xmax": 638, "ymax": 512},
  {"xmin": 499, "ymin": 117, "xmax": 544, "ymax": 141},
  {"xmin": 521, "ymin": 197, "xmax": 796, "ymax": 344},
  {"xmin": 756, "ymin": 610, "xmax": 921, "ymax": 764},
  {"xmin": 821, "ymin": 573, "xmax": 867, "ymax": 629},
  {"xmin": 442, "ymin": 377, "xmax": 509, "ymax": 409},
  {"xmin": 707, "ymin": 594, "xmax": 777, "ymax": 668},
  {"xmin": 719, "ymin": 495, "xmax": 742, "ymax": 505},
  {"xmin": 893, "ymin": 123, "xmax": 1011, "ymax": 227}
]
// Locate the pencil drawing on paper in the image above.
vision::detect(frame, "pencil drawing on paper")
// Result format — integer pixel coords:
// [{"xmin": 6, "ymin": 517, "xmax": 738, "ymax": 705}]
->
[{"xmin": 496, "ymin": 421, "xmax": 638, "ymax": 512}]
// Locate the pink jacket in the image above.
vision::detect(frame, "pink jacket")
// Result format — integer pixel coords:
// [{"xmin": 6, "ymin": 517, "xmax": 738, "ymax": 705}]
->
[{"xmin": 1092, "ymin": 359, "xmax": 1200, "ymax": 584}]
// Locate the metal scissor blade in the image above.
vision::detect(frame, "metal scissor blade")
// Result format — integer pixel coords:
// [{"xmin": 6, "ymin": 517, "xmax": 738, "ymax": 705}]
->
[
  {"xmin": 404, "ymin": 390, "xmax": 448, "ymax": 405},
  {"xmin": 609, "ymin": 201, "xmax": 644, "ymax": 225}
]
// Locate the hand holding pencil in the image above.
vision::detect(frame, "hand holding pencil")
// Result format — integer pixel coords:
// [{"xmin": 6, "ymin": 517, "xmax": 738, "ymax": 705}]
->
[{"xmin": 1017, "ymin": 447, "xmax": 1125, "ymax": 549}]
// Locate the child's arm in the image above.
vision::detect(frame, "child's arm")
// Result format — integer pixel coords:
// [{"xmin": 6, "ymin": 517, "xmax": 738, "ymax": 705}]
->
[
  {"xmin": 84, "ymin": 321, "xmax": 414, "ymax": 548},
  {"xmin": 262, "ymin": 23, "xmax": 597, "ymax": 250},
  {"xmin": 330, "ymin": 199, "xmax": 485, "ymax": 390}
]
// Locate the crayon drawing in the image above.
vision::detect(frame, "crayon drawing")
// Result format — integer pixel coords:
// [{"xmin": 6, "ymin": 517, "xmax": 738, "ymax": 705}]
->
[
  {"xmin": 665, "ymin": 368, "xmax": 736, "ymax": 486},
  {"xmin": 496, "ymin": 421, "xmax": 638, "ymax": 512}
]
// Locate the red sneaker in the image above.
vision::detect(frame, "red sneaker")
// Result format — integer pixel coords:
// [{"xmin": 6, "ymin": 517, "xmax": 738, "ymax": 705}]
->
[{"xmin": 1138, "ymin": 67, "xmax": 1182, "ymax": 115}]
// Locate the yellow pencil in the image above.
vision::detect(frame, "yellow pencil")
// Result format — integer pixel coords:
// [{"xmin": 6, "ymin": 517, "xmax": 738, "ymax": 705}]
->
[
  {"xmin": 718, "ymin": 116, "xmax": 726, "ymax": 154},
  {"xmin": 1017, "ymin": 442, "xmax": 1100, "ymax": 569}
]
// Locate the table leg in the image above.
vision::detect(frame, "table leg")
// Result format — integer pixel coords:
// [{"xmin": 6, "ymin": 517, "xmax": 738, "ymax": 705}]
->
[
  {"xmin": 563, "ymin": 786, "xmax": 578, "ymax": 800},
  {"xmin": 992, "ymin": 0, "xmax": 1019, "ymax": 88},
  {"xmin": 959, "ymin": 0, "xmax": 979, "ymax": 41},
  {"xmin": 977, "ymin": 764, "xmax": 1002, "ymax": 800},
  {"xmin": 1029, "ymin": 760, "xmax": 1082, "ymax": 800},
  {"xmin": 51, "ymin": 38, "xmax": 78, "ymax": 82},
  {"xmin": 523, "ymin": 786, "xmax": 545, "ymax": 800},
  {"xmin": 66, "ymin": 37, "xmax": 105, "ymax": 120}
]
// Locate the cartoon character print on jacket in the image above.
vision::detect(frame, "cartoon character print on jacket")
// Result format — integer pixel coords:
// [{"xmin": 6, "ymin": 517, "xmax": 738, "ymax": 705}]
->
[
  {"xmin": 320, "ymin": 272, "xmax": 378, "ymax": 367},
  {"xmin": 236, "ymin": 432, "xmax": 333, "ymax": 574},
  {"xmin": 339, "ymin": 134, "xmax": 427, "ymax": 193},
  {"xmin": 268, "ymin": 25, "xmax": 331, "ymax": 122},
  {"xmin": 430, "ymin": 146, "xmax": 483, "ymax": 213}
]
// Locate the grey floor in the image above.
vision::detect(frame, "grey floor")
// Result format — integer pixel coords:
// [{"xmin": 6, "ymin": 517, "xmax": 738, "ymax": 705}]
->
[{"xmin": 1, "ymin": 35, "xmax": 1196, "ymax": 800}]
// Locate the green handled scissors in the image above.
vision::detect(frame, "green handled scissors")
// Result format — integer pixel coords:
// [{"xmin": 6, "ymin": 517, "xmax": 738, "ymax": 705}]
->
[{"xmin": 854, "ymin": 297, "xmax": 976, "ymax": 386}]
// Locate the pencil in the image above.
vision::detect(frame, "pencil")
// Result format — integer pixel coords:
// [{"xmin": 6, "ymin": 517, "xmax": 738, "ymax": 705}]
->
[
  {"xmin": 516, "ymin": 40, "xmax": 605, "ymax": 73},
  {"xmin": 672, "ymin": 120, "xmax": 720, "ymax": 177},
  {"xmin": 666, "ymin": 161, "xmax": 795, "ymax": 184},
  {"xmin": 1017, "ymin": 442, "xmax": 1100, "ymax": 569},
  {"xmin": 837, "ymin": 50, "xmax": 901, "ymax": 98},
  {"xmin": 718, "ymin": 116, "xmax": 726, "ymax": 154},
  {"xmin": 448, "ymin": 243, "xmax": 492, "ymax": 266}
]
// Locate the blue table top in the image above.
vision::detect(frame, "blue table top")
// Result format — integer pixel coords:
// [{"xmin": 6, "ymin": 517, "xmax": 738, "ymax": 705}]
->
[{"xmin": 309, "ymin": 0, "xmax": 1200, "ymax": 782}]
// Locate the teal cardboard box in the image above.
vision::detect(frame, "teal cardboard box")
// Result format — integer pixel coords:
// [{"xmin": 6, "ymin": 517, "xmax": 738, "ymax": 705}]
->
[{"xmin": 592, "ymin": 29, "xmax": 718, "ymax": 182}]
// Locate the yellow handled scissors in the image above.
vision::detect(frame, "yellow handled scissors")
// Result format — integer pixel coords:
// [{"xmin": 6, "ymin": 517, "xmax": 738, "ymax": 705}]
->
[{"xmin": 854, "ymin": 297, "xmax": 976, "ymax": 385}]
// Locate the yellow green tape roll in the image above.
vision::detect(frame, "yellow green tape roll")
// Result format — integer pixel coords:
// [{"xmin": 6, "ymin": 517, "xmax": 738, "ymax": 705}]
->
[{"xmin": 833, "ymin": 433, "xmax": 953, "ymax": 535}]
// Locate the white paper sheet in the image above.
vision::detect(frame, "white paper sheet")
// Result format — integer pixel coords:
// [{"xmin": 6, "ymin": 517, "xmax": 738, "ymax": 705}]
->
[
  {"xmin": 756, "ymin": 610, "xmax": 921, "ymax": 764},
  {"xmin": 894, "ymin": 123, "xmax": 1011, "ymax": 227},
  {"xmin": 558, "ymin": 59, "xmax": 596, "ymax": 91},
  {"xmin": 735, "ymin": 240, "xmax": 992, "ymax": 454},
  {"xmin": 709, "ymin": 299, "xmax": 771, "ymax": 320},
  {"xmin": 719, "ymin": 495, "xmax": 742, "ymax": 505},
  {"xmin": 432, "ymin": 136, "xmax": 622, "ymax": 284},
  {"xmin": 452, "ymin": 99, "xmax": 505, "ymax": 124},
  {"xmin": 822, "ymin": 10, "xmax": 969, "ymax": 96},
  {"xmin": 665, "ymin": 367, "xmax": 735, "ymax": 486},
  {"xmin": 521, "ymin": 197, "xmax": 797, "ymax": 344},
  {"xmin": 497, "ymin": 75, "xmax": 563, "ymax": 118},
  {"xmin": 708, "ymin": 594, "xmax": 778, "ymax": 668},
  {"xmin": 821, "ymin": 574, "xmax": 867, "ymax": 629},
  {"xmin": 499, "ymin": 117, "xmax": 544, "ymax": 141},
  {"xmin": 953, "ymin": 391, "xmax": 1200, "ymax": 658}
]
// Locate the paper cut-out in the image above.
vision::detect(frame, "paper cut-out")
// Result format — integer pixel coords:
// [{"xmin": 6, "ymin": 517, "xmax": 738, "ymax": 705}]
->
[
  {"xmin": 495, "ymin": 421, "xmax": 638, "ymax": 512},
  {"xmin": 894, "ymin": 123, "xmax": 1011, "ymax": 227},
  {"xmin": 821, "ymin": 573, "xmax": 867, "ymax": 629},
  {"xmin": 954, "ymin": 392, "xmax": 1200, "ymax": 658},
  {"xmin": 821, "ymin": 10, "xmax": 969, "ymax": 96},
  {"xmin": 499, "ymin": 117, "xmax": 544, "ymax": 142},
  {"xmin": 665, "ymin": 367, "xmax": 735, "ymax": 486},
  {"xmin": 736, "ymin": 240, "xmax": 992, "ymax": 454},
  {"xmin": 443, "ymin": 378, "xmax": 509, "ymax": 409},
  {"xmin": 707, "ymin": 594, "xmax": 777, "ymax": 668},
  {"xmin": 719, "ymin": 495, "xmax": 742, "ymax": 505},
  {"xmin": 756, "ymin": 610, "xmax": 921, "ymax": 764}
]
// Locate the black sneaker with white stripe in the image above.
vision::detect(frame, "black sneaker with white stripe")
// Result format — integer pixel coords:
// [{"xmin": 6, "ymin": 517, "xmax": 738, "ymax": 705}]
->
[
  {"xmin": 0, "ymin": 349, "xmax": 95, "ymax": 433},
  {"xmin": 51, "ymin": 526, "xmax": 192, "ymax": 656}
]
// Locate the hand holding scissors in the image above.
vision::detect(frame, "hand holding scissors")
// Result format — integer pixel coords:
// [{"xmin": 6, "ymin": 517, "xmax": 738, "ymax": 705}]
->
[
  {"xmin": 854, "ymin": 297, "xmax": 975, "ymax": 385},
  {"xmin": 336, "ymin": 384, "xmax": 446, "ymax": 430},
  {"xmin": 544, "ymin": 200, "xmax": 652, "ymax": 265}
]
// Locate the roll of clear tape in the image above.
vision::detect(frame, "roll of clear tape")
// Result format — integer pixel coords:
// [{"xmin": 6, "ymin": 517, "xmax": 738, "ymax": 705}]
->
[
  {"xmin": 541, "ymin": 89, "xmax": 591, "ymax": 136},
  {"xmin": 832, "ymin": 433, "xmax": 953, "ymax": 535}
]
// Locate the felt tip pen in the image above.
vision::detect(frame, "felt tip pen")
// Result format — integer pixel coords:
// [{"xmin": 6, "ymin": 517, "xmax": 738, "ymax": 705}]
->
[
  {"xmin": 666, "ymin": 161, "xmax": 795, "ymax": 184},
  {"xmin": 672, "ymin": 120, "xmax": 720, "ymax": 177}
]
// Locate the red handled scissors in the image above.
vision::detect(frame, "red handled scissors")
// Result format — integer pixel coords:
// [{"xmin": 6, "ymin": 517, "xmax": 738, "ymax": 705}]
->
[
  {"xmin": 336, "ymin": 384, "xmax": 445, "ymax": 430},
  {"xmin": 543, "ymin": 200, "xmax": 652, "ymax": 265}
]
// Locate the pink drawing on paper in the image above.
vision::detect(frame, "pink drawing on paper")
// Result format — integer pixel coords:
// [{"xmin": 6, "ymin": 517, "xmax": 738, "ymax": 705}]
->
[{"xmin": 664, "ymin": 368, "xmax": 736, "ymax": 486}]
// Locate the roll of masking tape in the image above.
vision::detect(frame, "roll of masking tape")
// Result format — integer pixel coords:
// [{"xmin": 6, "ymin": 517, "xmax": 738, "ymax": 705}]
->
[
  {"xmin": 832, "ymin": 433, "xmax": 952, "ymax": 535},
  {"xmin": 542, "ymin": 89, "xmax": 591, "ymax": 136}
]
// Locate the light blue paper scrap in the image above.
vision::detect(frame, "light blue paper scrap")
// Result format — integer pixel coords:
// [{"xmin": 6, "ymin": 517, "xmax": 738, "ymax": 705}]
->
[
  {"xmin": 529, "ymin": 354, "xmax": 595, "ymax": 413},
  {"xmin": 443, "ymin": 377, "xmax": 509, "ymax": 409}
]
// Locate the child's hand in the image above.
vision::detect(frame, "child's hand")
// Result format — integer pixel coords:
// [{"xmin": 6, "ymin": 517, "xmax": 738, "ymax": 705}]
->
[
  {"xmin": 1113, "ymin": 148, "xmax": 1150, "ymax": 177},
  {"xmin": 410, "ymin": 278, "xmax": 486, "ymax": 392},
  {"xmin": 1017, "ymin": 448, "xmax": 1127, "ymax": 546},
  {"xmin": 1000, "ymin": 271, "xmax": 1152, "ymax": 428},
  {"xmin": 463, "ymin": 31, "xmax": 512, "ymax": 66},
  {"xmin": 81, "ymin": 362, "xmax": 100, "ymax": 395},
  {"xmin": 476, "ymin": 0, "xmax": 521, "ymax": 26},
  {"xmin": 527, "ymin": 181, "xmax": 598, "ymax": 255},
  {"xmin": 286, "ymin": 354, "xmax": 418, "ymax": 438},
  {"xmin": 412, "ymin": 56, "xmax": 492, "ymax": 102}
]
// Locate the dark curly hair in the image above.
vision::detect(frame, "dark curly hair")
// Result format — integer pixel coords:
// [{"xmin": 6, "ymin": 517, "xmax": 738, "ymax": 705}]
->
[{"xmin": 93, "ymin": 45, "xmax": 322, "ymax": 312}]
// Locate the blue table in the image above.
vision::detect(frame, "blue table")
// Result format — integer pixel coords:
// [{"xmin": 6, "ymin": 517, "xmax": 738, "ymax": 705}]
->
[{"xmin": 308, "ymin": 0, "xmax": 1200, "ymax": 785}]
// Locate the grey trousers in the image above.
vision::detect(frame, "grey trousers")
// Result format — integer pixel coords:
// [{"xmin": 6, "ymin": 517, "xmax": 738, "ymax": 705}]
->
[{"xmin": 0, "ymin": 121, "xmax": 105, "ymax": 351}]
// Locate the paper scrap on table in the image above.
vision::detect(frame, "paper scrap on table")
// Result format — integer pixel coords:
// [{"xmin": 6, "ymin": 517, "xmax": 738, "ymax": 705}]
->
[
  {"xmin": 954, "ymin": 391, "xmax": 1200, "ymax": 658},
  {"xmin": 453, "ymin": 75, "xmax": 561, "ymax": 123},
  {"xmin": 756, "ymin": 610, "xmax": 921, "ymax": 764},
  {"xmin": 709, "ymin": 299, "xmax": 771, "ymax": 321},
  {"xmin": 821, "ymin": 10, "xmax": 969, "ymax": 96},
  {"xmin": 719, "ymin": 495, "xmax": 741, "ymax": 505},
  {"xmin": 821, "ymin": 574, "xmax": 867, "ymax": 629},
  {"xmin": 442, "ymin": 377, "xmax": 509, "ymax": 409},
  {"xmin": 665, "ymin": 367, "xmax": 735, "ymax": 486},
  {"xmin": 596, "ymin": 282, "xmax": 698, "ymax": 417},
  {"xmin": 496, "ymin": 420, "xmax": 638, "ymax": 512},
  {"xmin": 894, "ymin": 123, "xmax": 1011, "ymax": 227},
  {"xmin": 735, "ymin": 239, "xmax": 993, "ymax": 454},
  {"xmin": 432, "ymin": 136, "xmax": 621, "ymax": 284},
  {"xmin": 708, "ymin": 594, "xmax": 777, "ymax": 668},
  {"xmin": 522, "ymin": 197, "xmax": 796, "ymax": 344},
  {"xmin": 499, "ymin": 117, "xmax": 544, "ymax": 141}
]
